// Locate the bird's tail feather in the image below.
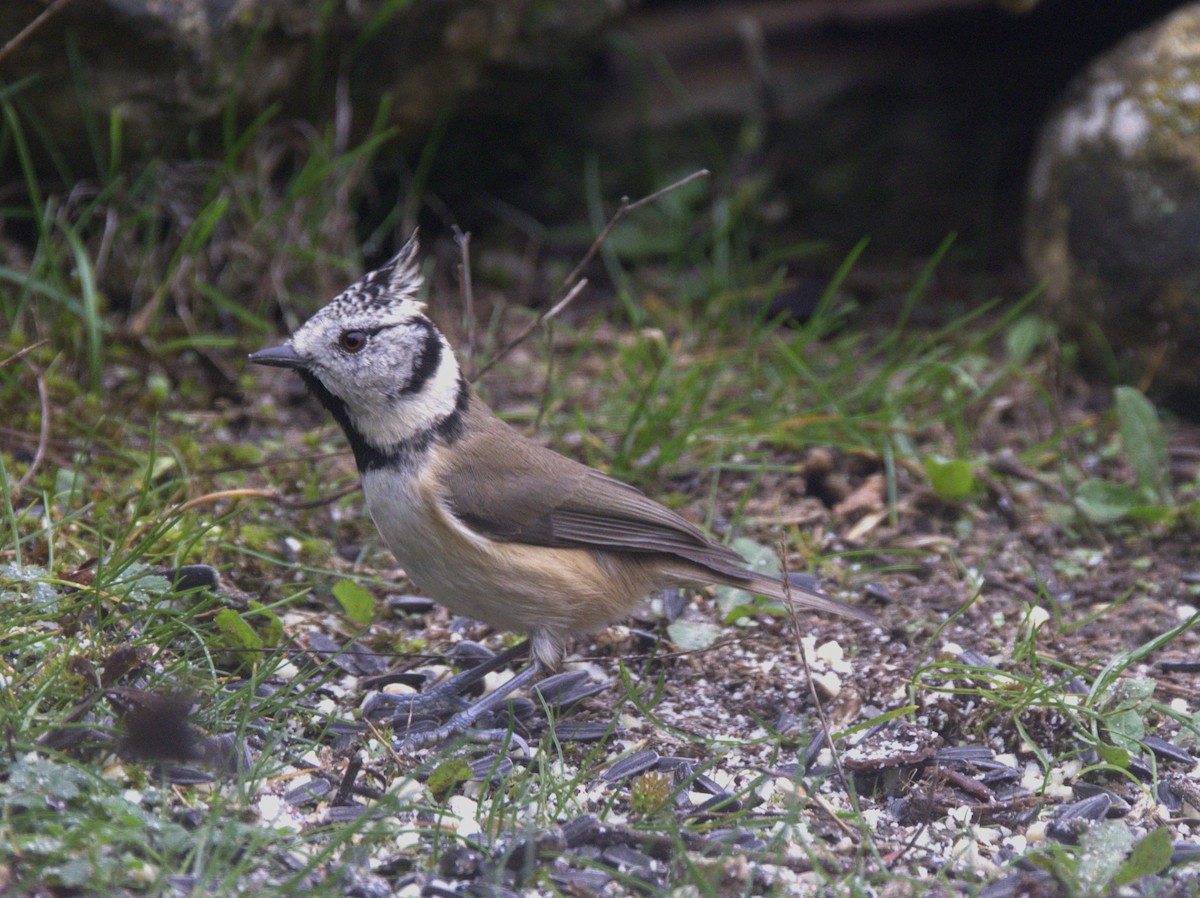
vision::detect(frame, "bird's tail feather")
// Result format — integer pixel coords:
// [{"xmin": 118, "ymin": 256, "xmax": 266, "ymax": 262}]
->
[
  {"xmin": 666, "ymin": 563, "xmax": 878, "ymax": 625},
  {"xmin": 748, "ymin": 572, "xmax": 878, "ymax": 625}
]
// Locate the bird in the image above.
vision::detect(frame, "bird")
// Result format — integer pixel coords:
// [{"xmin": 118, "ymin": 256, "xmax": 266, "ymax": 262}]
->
[{"xmin": 249, "ymin": 234, "xmax": 875, "ymax": 744}]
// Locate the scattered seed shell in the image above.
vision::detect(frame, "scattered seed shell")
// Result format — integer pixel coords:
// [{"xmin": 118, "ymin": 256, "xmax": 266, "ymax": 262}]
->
[
  {"xmin": 842, "ymin": 722, "xmax": 944, "ymax": 770},
  {"xmin": 602, "ymin": 749, "xmax": 660, "ymax": 782}
]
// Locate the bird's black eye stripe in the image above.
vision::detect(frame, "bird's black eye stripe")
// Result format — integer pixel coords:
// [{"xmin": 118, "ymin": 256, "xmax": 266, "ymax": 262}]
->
[{"xmin": 397, "ymin": 318, "xmax": 442, "ymax": 397}]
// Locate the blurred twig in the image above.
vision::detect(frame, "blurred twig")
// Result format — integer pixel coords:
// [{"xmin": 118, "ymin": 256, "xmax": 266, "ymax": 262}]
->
[
  {"xmin": 0, "ymin": 339, "xmax": 49, "ymax": 369},
  {"xmin": 454, "ymin": 227, "xmax": 477, "ymax": 375},
  {"xmin": 0, "ymin": 0, "xmax": 74, "ymax": 65},
  {"xmin": 14, "ymin": 366, "xmax": 50, "ymax": 495},
  {"xmin": 471, "ymin": 168, "xmax": 710, "ymax": 382}
]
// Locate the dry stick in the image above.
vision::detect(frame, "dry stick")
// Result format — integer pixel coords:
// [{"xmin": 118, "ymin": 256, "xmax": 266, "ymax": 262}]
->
[
  {"xmin": 0, "ymin": 339, "xmax": 50, "ymax": 369},
  {"xmin": 453, "ymin": 227, "xmax": 477, "ymax": 376},
  {"xmin": 173, "ymin": 483, "xmax": 362, "ymax": 514},
  {"xmin": 471, "ymin": 167, "xmax": 710, "ymax": 382},
  {"xmin": 175, "ymin": 489, "xmax": 283, "ymax": 515},
  {"xmin": 14, "ymin": 367, "xmax": 50, "ymax": 494},
  {"xmin": 535, "ymin": 317, "xmax": 556, "ymax": 430},
  {"xmin": 471, "ymin": 279, "xmax": 587, "ymax": 382},
  {"xmin": 777, "ymin": 543, "xmax": 874, "ymax": 848},
  {"xmin": 0, "ymin": 0, "xmax": 74, "ymax": 65},
  {"xmin": 278, "ymin": 481, "xmax": 362, "ymax": 510}
]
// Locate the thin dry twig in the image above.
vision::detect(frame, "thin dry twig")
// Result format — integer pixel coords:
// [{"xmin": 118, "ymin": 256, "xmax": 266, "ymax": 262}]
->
[
  {"xmin": 14, "ymin": 365, "xmax": 50, "ymax": 495},
  {"xmin": 174, "ymin": 482, "xmax": 361, "ymax": 514},
  {"xmin": 175, "ymin": 489, "xmax": 283, "ymax": 514},
  {"xmin": 274, "ymin": 481, "xmax": 362, "ymax": 509},
  {"xmin": 0, "ymin": 0, "xmax": 74, "ymax": 65},
  {"xmin": 778, "ymin": 543, "xmax": 873, "ymax": 848},
  {"xmin": 471, "ymin": 279, "xmax": 587, "ymax": 382},
  {"xmin": 2, "ymin": 343, "xmax": 52, "ymax": 495},
  {"xmin": 471, "ymin": 168, "xmax": 710, "ymax": 381},
  {"xmin": 0, "ymin": 339, "xmax": 50, "ymax": 369},
  {"xmin": 453, "ymin": 227, "xmax": 477, "ymax": 374}
]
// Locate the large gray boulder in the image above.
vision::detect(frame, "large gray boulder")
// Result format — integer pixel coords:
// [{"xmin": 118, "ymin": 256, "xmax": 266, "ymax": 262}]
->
[{"xmin": 1024, "ymin": 4, "xmax": 1200, "ymax": 401}]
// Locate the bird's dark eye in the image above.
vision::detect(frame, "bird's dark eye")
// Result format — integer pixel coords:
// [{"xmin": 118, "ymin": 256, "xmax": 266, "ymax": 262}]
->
[{"xmin": 339, "ymin": 331, "xmax": 368, "ymax": 353}]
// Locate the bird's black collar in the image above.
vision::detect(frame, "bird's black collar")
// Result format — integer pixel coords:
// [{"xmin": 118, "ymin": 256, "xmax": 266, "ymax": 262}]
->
[{"xmin": 299, "ymin": 370, "xmax": 469, "ymax": 472}]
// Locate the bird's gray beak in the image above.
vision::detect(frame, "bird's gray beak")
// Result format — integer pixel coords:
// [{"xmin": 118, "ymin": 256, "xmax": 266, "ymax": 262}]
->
[{"xmin": 248, "ymin": 344, "xmax": 306, "ymax": 369}]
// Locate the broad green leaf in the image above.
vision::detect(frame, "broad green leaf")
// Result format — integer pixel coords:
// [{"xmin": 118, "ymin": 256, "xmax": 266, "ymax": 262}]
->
[
  {"xmin": 1078, "ymin": 820, "xmax": 1134, "ymax": 894},
  {"xmin": 215, "ymin": 609, "xmax": 263, "ymax": 652},
  {"xmin": 109, "ymin": 563, "xmax": 172, "ymax": 606},
  {"xmin": 0, "ymin": 562, "xmax": 59, "ymax": 611},
  {"xmin": 1093, "ymin": 742, "xmax": 1132, "ymax": 768},
  {"xmin": 53, "ymin": 857, "xmax": 93, "ymax": 889},
  {"xmin": 247, "ymin": 601, "xmax": 284, "ymax": 647},
  {"xmin": 1075, "ymin": 479, "xmax": 1142, "ymax": 523},
  {"xmin": 667, "ymin": 619, "xmax": 723, "ymax": 651},
  {"xmin": 6, "ymin": 756, "xmax": 89, "ymax": 803},
  {"xmin": 1113, "ymin": 827, "xmax": 1173, "ymax": 886},
  {"xmin": 1103, "ymin": 709, "xmax": 1145, "ymax": 752},
  {"xmin": 1005, "ymin": 315, "xmax": 1052, "ymax": 366},
  {"xmin": 1104, "ymin": 676, "xmax": 1156, "ymax": 707},
  {"xmin": 715, "ymin": 538, "xmax": 781, "ymax": 615},
  {"xmin": 1096, "ymin": 676, "xmax": 1154, "ymax": 751},
  {"xmin": 922, "ymin": 456, "xmax": 978, "ymax": 501},
  {"xmin": 723, "ymin": 595, "xmax": 786, "ymax": 624},
  {"xmin": 427, "ymin": 758, "xmax": 472, "ymax": 801},
  {"xmin": 1124, "ymin": 502, "xmax": 1176, "ymax": 524},
  {"xmin": 332, "ymin": 579, "xmax": 376, "ymax": 625},
  {"xmin": 1114, "ymin": 386, "xmax": 1169, "ymax": 501}
]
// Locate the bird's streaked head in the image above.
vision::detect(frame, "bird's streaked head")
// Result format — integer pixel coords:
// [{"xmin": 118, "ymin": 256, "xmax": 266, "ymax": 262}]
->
[{"xmin": 249, "ymin": 233, "xmax": 467, "ymax": 468}]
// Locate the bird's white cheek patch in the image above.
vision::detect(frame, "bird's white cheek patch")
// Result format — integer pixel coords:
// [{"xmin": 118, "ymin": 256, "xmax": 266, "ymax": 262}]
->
[{"xmin": 348, "ymin": 338, "xmax": 460, "ymax": 449}]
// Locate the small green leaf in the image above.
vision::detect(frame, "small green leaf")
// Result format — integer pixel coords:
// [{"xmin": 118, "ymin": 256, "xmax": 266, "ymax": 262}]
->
[
  {"xmin": 332, "ymin": 579, "xmax": 375, "ymax": 625},
  {"xmin": 0, "ymin": 562, "xmax": 59, "ymax": 611},
  {"xmin": 722, "ymin": 595, "xmax": 786, "ymax": 624},
  {"xmin": 666, "ymin": 619, "xmax": 723, "ymax": 651},
  {"xmin": 1102, "ymin": 676, "xmax": 1156, "ymax": 707},
  {"xmin": 715, "ymin": 538, "xmax": 782, "ymax": 615},
  {"xmin": 246, "ymin": 601, "xmax": 284, "ymax": 647},
  {"xmin": 53, "ymin": 857, "xmax": 93, "ymax": 889},
  {"xmin": 1077, "ymin": 820, "xmax": 1134, "ymax": 894},
  {"xmin": 110, "ymin": 564, "xmax": 172, "ymax": 606},
  {"xmin": 427, "ymin": 758, "xmax": 472, "ymax": 801},
  {"xmin": 1005, "ymin": 315, "xmax": 1052, "ymax": 366},
  {"xmin": 150, "ymin": 455, "xmax": 177, "ymax": 479},
  {"xmin": 729, "ymin": 537, "xmax": 780, "ymax": 574},
  {"xmin": 7, "ymin": 756, "xmax": 89, "ymax": 803},
  {"xmin": 1114, "ymin": 386, "xmax": 1169, "ymax": 501},
  {"xmin": 922, "ymin": 455, "xmax": 978, "ymax": 501},
  {"xmin": 1075, "ymin": 479, "xmax": 1142, "ymax": 523},
  {"xmin": 1103, "ymin": 709, "xmax": 1145, "ymax": 752},
  {"xmin": 1124, "ymin": 502, "xmax": 1176, "ymax": 524},
  {"xmin": 215, "ymin": 609, "xmax": 263, "ymax": 652},
  {"xmin": 1113, "ymin": 827, "xmax": 1173, "ymax": 886},
  {"xmin": 53, "ymin": 467, "xmax": 83, "ymax": 499},
  {"xmin": 1093, "ymin": 742, "xmax": 1131, "ymax": 768}
]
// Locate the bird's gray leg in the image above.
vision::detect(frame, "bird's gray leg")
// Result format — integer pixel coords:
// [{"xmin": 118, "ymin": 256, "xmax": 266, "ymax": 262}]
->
[
  {"xmin": 364, "ymin": 639, "xmax": 531, "ymax": 726},
  {"xmin": 394, "ymin": 660, "xmax": 544, "ymax": 752}
]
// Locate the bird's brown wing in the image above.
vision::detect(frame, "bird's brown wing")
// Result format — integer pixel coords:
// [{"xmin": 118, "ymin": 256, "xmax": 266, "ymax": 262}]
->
[
  {"xmin": 439, "ymin": 407, "xmax": 746, "ymax": 573},
  {"xmin": 439, "ymin": 404, "xmax": 878, "ymax": 625}
]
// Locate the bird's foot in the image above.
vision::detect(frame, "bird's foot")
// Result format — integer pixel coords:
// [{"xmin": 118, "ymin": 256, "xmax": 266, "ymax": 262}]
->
[
  {"xmin": 393, "ymin": 720, "xmax": 531, "ymax": 756},
  {"xmin": 363, "ymin": 640, "xmax": 608, "ymax": 752},
  {"xmin": 390, "ymin": 661, "xmax": 544, "ymax": 753},
  {"xmin": 362, "ymin": 640, "xmax": 531, "ymax": 728}
]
